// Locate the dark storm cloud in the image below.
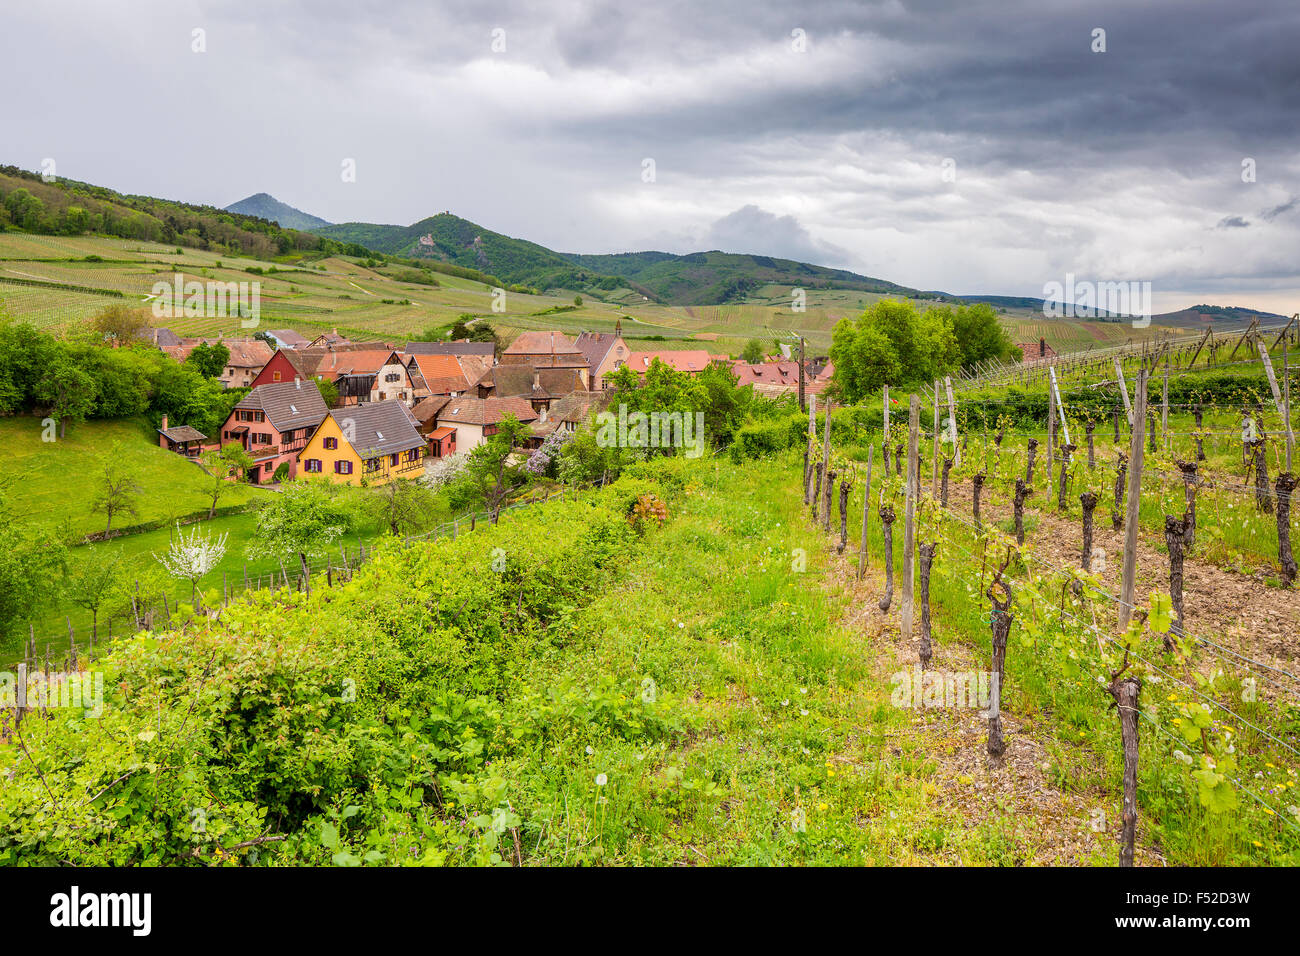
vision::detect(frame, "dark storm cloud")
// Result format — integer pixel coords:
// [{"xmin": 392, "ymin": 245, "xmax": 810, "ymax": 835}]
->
[{"xmin": 2, "ymin": 0, "xmax": 1298, "ymax": 306}]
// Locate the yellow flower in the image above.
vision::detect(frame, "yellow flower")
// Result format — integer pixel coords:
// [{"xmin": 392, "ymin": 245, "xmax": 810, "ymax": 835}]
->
[{"xmin": 818, "ymin": 802, "xmax": 828, "ymax": 811}]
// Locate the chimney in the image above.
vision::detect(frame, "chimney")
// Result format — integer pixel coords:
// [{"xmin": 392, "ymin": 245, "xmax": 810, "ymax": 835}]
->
[
  {"xmin": 161, "ymin": 414, "xmax": 168, "ymax": 431},
  {"xmin": 1039, "ymin": 337, "xmax": 1046, "ymax": 357},
  {"xmin": 533, "ymin": 368, "xmax": 541, "ymax": 390}
]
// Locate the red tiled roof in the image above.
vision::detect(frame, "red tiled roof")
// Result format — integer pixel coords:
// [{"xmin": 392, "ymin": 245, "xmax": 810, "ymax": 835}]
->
[{"xmin": 626, "ymin": 350, "xmax": 713, "ymax": 373}]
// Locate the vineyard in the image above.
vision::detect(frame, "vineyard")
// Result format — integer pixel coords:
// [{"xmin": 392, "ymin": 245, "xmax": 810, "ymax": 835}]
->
[{"xmin": 799, "ymin": 329, "xmax": 1299, "ymax": 864}]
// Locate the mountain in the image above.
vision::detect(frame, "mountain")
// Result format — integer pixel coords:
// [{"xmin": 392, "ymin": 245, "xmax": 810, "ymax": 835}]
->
[
  {"xmin": 314, "ymin": 213, "xmax": 921, "ymax": 304},
  {"xmin": 225, "ymin": 193, "xmax": 332, "ymax": 231}
]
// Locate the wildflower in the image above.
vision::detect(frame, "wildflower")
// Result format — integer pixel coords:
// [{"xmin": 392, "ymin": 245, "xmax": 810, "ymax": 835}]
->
[
  {"xmin": 585, "ymin": 746, "xmax": 594, "ymax": 756},
  {"xmin": 595, "ymin": 773, "xmax": 608, "ymax": 786}
]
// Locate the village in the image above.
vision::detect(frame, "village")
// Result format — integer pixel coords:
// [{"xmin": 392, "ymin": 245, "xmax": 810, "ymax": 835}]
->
[{"xmin": 152, "ymin": 321, "xmax": 838, "ymax": 484}]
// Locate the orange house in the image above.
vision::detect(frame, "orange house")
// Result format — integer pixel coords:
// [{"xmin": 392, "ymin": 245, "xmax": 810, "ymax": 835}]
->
[{"xmin": 297, "ymin": 400, "xmax": 426, "ymax": 485}]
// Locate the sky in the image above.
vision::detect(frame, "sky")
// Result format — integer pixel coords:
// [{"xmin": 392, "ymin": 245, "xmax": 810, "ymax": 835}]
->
[{"xmin": 3, "ymin": 0, "xmax": 1299, "ymax": 312}]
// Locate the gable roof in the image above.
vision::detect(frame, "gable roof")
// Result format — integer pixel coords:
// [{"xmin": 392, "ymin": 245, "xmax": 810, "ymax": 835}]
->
[
  {"xmin": 503, "ymin": 330, "xmax": 583, "ymax": 357},
  {"xmin": 411, "ymin": 395, "xmax": 452, "ymax": 424},
  {"xmin": 267, "ymin": 329, "xmax": 310, "ymax": 348},
  {"xmin": 234, "ymin": 379, "xmax": 328, "ymax": 432},
  {"xmin": 407, "ymin": 353, "xmax": 470, "ymax": 394},
  {"xmin": 574, "ymin": 331, "xmax": 623, "ymax": 369},
  {"xmin": 313, "ymin": 349, "xmax": 404, "ymax": 380},
  {"xmin": 158, "ymin": 423, "xmax": 206, "ymax": 443},
  {"xmin": 404, "ymin": 340, "xmax": 495, "ymax": 357},
  {"xmin": 437, "ymin": 396, "xmax": 538, "ymax": 426},
  {"xmin": 330, "ymin": 401, "xmax": 425, "ymax": 457},
  {"xmin": 626, "ymin": 349, "xmax": 714, "ymax": 373},
  {"xmin": 221, "ymin": 339, "xmax": 274, "ymax": 368},
  {"xmin": 548, "ymin": 390, "xmax": 613, "ymax": 425}
]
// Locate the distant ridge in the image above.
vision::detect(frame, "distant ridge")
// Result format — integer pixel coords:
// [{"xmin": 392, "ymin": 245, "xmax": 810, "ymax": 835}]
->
[{"xmin": 225, "ymin": 193, "xmax": 332, "ymax": 231}]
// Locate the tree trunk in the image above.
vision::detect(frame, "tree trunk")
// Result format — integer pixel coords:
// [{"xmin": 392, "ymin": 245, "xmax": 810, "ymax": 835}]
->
[
  {"xmin": 1178, "ymin": 461, "xmax": 1198, "ymax": 551},
  {"xmin": 1086, "ymin": 421, "xmax": 1095, "ymax": 469},
  {"xmin": 1025, "ymin": 438, "xmax": 1038, "ymax": 484},
  {"xmin": 878, "ymin": 506, "xmax": 895, "ymax": 611},
  {"xmin": 986, "ymin": 580, "xmax": 1012, "ymax": 758},
  {"xmin": 1057, "ymin": 443, "xmax": 1076, "ymax": 512},
  {"xmin": 1111, "ymin": 453, "xmax": 1128, "ymax": 531},
  {"xmin": 1277, "ymin": 473, "xmax": 1297, "ymax": 586},
  {"xmin": 1164, "ymin": 514, "xmax": 1188, "ymax": 650},
  {"xmin": 1252, "ymin": 439, "xmax": 1273, "ymax": 513},
  {"xmin": 1194, "ymin": 404, "xmax": 1205, "ymax": 461},
  {"xmin": 1080, "ymin": 491, "xmax": 1099, "ymax": 571},
  {"xmin": 1147, "ymin": 411, "xmax": 1157, "ymax": 453},
  {"xmin": 1013, "ymin": 478, "xmax": 1032, "ymax": 546},
  {"xmin": 822, "ymin": 469, "xmax": 836, "ymax": 533},
  {"xmin": 1108, "ymin": 675, "xmax": 1142, "ymax": 868},
  {"xmin": 941, "ymin": 457, "xmax": 953, "ymax": 508},
  {"xmin": 971, "ymin": 472, "xmax": 985, "ymax": 531},
  {"xmin": 812, "ymin": 461, "xmax": 824, "ymax": 521},
  {"xmin": 1112, "ymin": 405, "xmax": 1120, "ymax": 444},
  {"xmin": 918, "ymin": 542, "xmax": 936, "ymax": 667},
  {"xmin": 837, "ymin": 479, "xmax": 850, "ymax": 553}
]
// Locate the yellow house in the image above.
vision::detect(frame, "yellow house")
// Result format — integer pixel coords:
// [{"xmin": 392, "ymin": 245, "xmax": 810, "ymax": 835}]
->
[{"xmin": 297, "ymin": 401, "xmax": 426, "ymax": 486}]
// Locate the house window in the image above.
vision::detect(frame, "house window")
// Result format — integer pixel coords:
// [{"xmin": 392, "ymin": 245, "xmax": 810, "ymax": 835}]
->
[
  {"xmin": 406, "ymin": 448, "xmax": 421, "ymax": 463},
  {"xmin": 273, "ymin": 371, "xmax": 281, "ymax": 381},
  {"xmin": 385, "ymin": 372, "xmax": 400, "ymax": 383},
  {"xmin": 364, "ymin": 457, "xmax": 382, "ymax": 474},
  {"xmin": 324, "ymin": 436, "xmax": 338, "ymax": 450},
  {"xmin": 391, "ymin": 453, "xmax": 399, "ymax": 466},
  {"xmin": 335, "ymin": 460, "xmax": 352, "ymax": 475},
  {"xmin": 304, "ymin": 458, "xmax": 322, "ymax": 473}
]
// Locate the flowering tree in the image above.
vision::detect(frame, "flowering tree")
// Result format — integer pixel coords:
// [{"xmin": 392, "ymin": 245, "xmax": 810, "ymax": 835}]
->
[
  {"xmin": 155, "ymin": 523, "xmax": 229, "ymax": 604},
  {"xmin": 421, "ymin": 452, "xmax": 469, "ymax": 489},
  {"xmin": 525, "ymin": 429, "xmax": 572, "ymax": 476}
]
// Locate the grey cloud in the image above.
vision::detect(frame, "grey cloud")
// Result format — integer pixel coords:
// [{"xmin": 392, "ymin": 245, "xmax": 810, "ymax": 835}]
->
[
  {"xmin": 701, "ymin": 205, "xmax": 851, "ymax": 265},
  {"xmin": 1218, "ymin": 216, "xmax": 1250, "ymax": 229}
]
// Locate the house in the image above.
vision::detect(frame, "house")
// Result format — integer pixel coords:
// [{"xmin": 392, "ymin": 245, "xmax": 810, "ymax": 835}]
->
[
  {"xmin": 297, "ymin": 401, "xmax": 426, "ymax": 485},
  {"xmin": 473, "ymin": 364, "xmax": 584, "ymax": 418},
  {"xmin": 248, "ymin": 348, "xmax": 309, "ymax": 390},
  {"xmin": 156, "ymin": 414, "xmax": 207, "ymax": 458},
  {"xmin": 305, "ymin": 329, "xmax": 352, "ymax": 350},
  {"xmin": 435, "ymin": 397, "xmax": 538, "ymax": 454},
  {"xmin": 406, "ymin": 353, "xmax": 472, "ymax": 399},
  {"xmin": 729, "ymin": 359, "xmax": 831, "ymax": 398},
  {"xmin": 624, "ymin": 349, "xmax": 715, "ymax": 376},
  {"xmin": 500, "ymin": 331, "xmax": 589, "ymax": 386},
  {"xmin": 216, "ymin": 339, "xmax": 274, "ymax": 389},
  {"xmin": 411, "ymin": 396, "xmax": 456, "ymax": 457},
  {"xmin": 219, "ymin": 379, "xmax": 328, "ymax": 484},
  {"xmin": 574, "ymin": 324, "xmax": 630, "ymax": 389},
  {"xmin": 311, "ymin": 349, "xmax": 413, "ymax": 406},
  {"xmin": 1016, "ymin": 339, "xmax": 1058, "ymax": 363},
  {"xmin": 265, "ymin": 329, "xmax": 311, "ymax": 350}
]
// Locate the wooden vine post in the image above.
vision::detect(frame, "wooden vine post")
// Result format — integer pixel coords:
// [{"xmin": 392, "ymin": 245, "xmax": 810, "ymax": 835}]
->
[
  {"xmin": 882, "ymin": 386, "xmax": 891, "ymax": 477},
  {"xmin": 1277, "ymin": 473, "xmax": 1297, "ymax": 587},
  {"xmin": 901, "ymin": 395, "xmax": 920, "ymax": 640},
  {"xmin": 857, "ymin": 445, "xmax": 874, "ymax": 578},
  {"xmin": 803, "ymin": 395, "xmax": 817, "ymax": 505},
  {"xmin": 1046, "ymin": 391, "xmax": 1056, "ymax": 494},
  {"xmin": 918, "ymin": 542, "xmax": 936, "ymax": 668},
  {"xmin": 1257, "ymin": 336, "xmax": 1295, "ymax": 473},
  {"xmin": 1108, "ymin": 670, "xmax": 1142, "ymax": 868},
  {"xmin": 820, "ymin": 400, "xmax": 834, "ymax": 524},
  {"xmin": 1118, "ymin": 369, "xmax": 1148, "ymax": 631},
  {"xmin": 931, "ymin": 379, "xmax": 941, "ymax": 499},
  {"xmin": 837, "ymin": 478, "xmax": 851, "ymax": 554},
  {"xmin": 1114, "ymin": 356, "xmax": 1134, "ymax": 427},
  {"xmin": 944, "ymin": 376, "xmax": 961, "ymax": 468}
]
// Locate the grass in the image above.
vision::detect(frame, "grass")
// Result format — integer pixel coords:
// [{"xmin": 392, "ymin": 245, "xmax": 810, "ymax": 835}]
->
[{"xmin": 0, "ymin": 416, "xmax": 265, "ymax": 538}]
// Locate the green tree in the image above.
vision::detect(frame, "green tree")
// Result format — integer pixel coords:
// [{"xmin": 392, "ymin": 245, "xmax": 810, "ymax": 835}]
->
[
  {"xmin": 248, "ymin": 480, "xmax": 354, "ymax": 577},
  {"xmin": 458, "ymin": 415, "xmax": 531, "ymax": 520},
  {"xmin": 89, "ymin": 443, "xmax": 143, "ymax": 536},
  {"xmin": 200, "ymin": 444, "xmax": 254, "ymax": 518},
  {"xmin": 828, "ymin": 319, "xmax": 900, "ymax": 403},
  {"xmin": 64, "ymin": 546, "xmax": 126, "ymax": 641},
  {"xmin": 369, "ymin": 479, "xmax": 438, "ymax": 536},
  {"xmin": 35, "ymin": 357, "xmax": 96, "ymax": 438},
  {"xmin": 573, "ymin": 295, "xmax": 583, "ymax": 307},
  {"xmin": 90, "ymin": 303, "xmax": 151, "ymax": 346},
  {"xmin": 741, "ymin": 339, "xmax": 766, "ymax": 364},
  {"xmin": 186, "ymin": 342, "xmax": 231, "ymax": 380},
  {"xmin": 948, "ymin": 302, "xmax": 1020, "ymax": 367},
  {"xmin": 0, "ymin": 488, "xmax": 68, "ymax": 642}
]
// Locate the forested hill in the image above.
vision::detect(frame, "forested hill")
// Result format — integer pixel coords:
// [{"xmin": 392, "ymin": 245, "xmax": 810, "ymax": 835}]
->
[
  {"xmin": 225, "ymin": 192, "xmax": 332, "ymax": 231},
  {"xmin": 0, "ymin": 166, "xmax": 369, "ymax": 260}
]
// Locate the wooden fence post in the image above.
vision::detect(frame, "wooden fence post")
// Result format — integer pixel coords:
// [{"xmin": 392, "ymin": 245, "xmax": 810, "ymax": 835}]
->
[
  {"xmin": 858, "ymin": 445, "xmax": 874, "ymax": 579},
  {"xmin": 1114, "ymin": 356, "xmax": 1133, "ymax": 426},
  {"xmin": 1119, "ymin": 369, "xmax": 1148, "ymax": 630},
  {"xmin": 804, "ymin": 395, "xmax": 818, "ymax": 505},
  {"xmin": 931, "ymin": 380, "xmax": 940, "ymax": 498},
  {"xmin": 944, "ymin": 376, "xmax": 961, "ymax": 468},
  {"xmin": 901, "ymin": 395, "xmax": 920, "ymax": 640}
]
